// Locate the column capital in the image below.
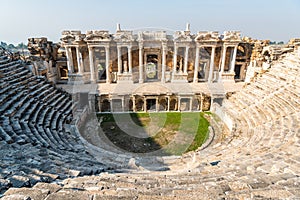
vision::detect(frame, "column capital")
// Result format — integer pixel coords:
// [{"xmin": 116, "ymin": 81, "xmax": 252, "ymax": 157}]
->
[
  {"xmin": 196, "ymin": 44, "xmax": 203, "ymax": 48},
  {"xmin": 162, "ymin": 46, "xmax": 167, "ymax": 53},
  {"xmin": 138, "ymin": 42, "xmax": 144, "ymax": 49}
]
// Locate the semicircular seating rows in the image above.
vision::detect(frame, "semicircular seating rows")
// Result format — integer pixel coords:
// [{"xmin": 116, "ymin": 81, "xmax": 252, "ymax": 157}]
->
[
  {"xmin": 1, "ymin": 47, "xmax": 300, "ymax": 199},
  {"xmin": 0, "ymin": 48, "xmax": 109, "ymax": 193}
]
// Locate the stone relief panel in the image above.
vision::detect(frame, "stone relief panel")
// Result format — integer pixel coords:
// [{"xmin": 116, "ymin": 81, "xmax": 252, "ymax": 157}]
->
[
  {"xmin": 195, "ymin": 31, "xmax": 220, "ymax": 42},
  {"xmin": 174, "ymin": 31, "xmax": 193, "ymax": 42},
  {"xmin": 85, "ymin": 30, "xmax": 111, "ymax": 41},
  {"xmin": 223, "ymin": 31, "xmax": 241, "ymax": 41},
  {"xmin": 114, "ymin": 31, "xmax": 134, "ymax": 43}
]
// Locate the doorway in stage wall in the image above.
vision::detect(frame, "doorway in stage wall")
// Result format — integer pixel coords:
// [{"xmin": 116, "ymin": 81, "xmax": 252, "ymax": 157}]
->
[
  {"xmin": 59, "ymin": 65, "xmax": 68, "ymax": 80},
  {"xmin": 146, "ymin": 98, "xmax": 156, "ymax": 111},
  {"xmin": 145, "ymin": 54, "xmax": 158, "ymax": 81},
  {"xmin": 234, "ymin": 64, "xmax": 241, "ymax": 80}
]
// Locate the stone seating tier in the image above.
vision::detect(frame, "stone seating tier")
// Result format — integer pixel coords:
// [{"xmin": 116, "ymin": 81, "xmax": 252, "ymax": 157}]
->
[
  {"xmin": 0, "ymin": 50, "xmax": 108, "ymax": 195},
  {"xmin": 1, "ymin": 48, "xmax": 300, "ymax": 199}
]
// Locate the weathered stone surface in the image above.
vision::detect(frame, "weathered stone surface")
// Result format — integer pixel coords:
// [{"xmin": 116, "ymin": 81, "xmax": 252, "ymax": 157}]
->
[
  {"xmin": 0, "ymin": 179, "xmax": 12, "ymax": 193},
  {"xmin": 1, "ymin": 37, "xmax": 300, "ymax": 199},
  {"xmin": 44, "ymin": 190, "xmax": 91, "ymax": 200},
  {"xmin": 68, "ymin": 170, "xmax": 81, "ymax": 177},
  {"xmin": 8, "ymin": 176, "xmax": 31, "ymax": 188},
  {"xmin": 33, "ymin": 182, "xmax": 62, "ymax": 194},
  {"xmin": 1, "ymin": 194, "xmax": 32, "ymax": 200},
  {"xmin": 4, "ymin": 188, "xmax": 49, "ymax": 200}
]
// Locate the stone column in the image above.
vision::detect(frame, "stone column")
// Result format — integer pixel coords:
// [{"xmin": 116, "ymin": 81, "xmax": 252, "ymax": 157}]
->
[
  {"xmin": 200, "ymin": 94, "xmax": 203, "ymax": 112},
  {"xmin": 98, "ymin": 97, "xmax": 101, "ymax": 112},
  {"xmin": 208, "ymin": 46, "xmax": 216, "ymax": 82},
  {"xmin": 128, "ymin": 46, "xmax": 132, "ymax": 74},
  {"xmin": 220, "ymin": 46, "xmax": 227, "ymax": 73},
  {"xmin": 117, "ymin": 46, "xmax": 122, "ymax": 74},
  {"xmin": 193, "ymin": 46, "xmax": 200, "ymax": 83},
  {"xmin": 189, "ymin": 98, "xmax": 193, "ymax": 111},
  {"xmin": 156, "ymin": 97, "xmax": 159, "ymax": 112},
  {"xmin": 122, "ymin": 97, "xmax": 125, "ymax": 112},
  {"xmin": 132, "ymin": 96, "xmax": 136, "ymax": 112},
  {"xmin": 184, "ymin": 46, "xmax": 189, "ymax": 74},
  {"xmin": 172, "ymin": 45, "xmax": 178, "ymax": 80},
  {"xmin": 88, "ymin": 47, "xmax": 95, "ymax": 82},
  {"xmin": 178, "ymin": 97, "xmax": 181, "ymax": 111},
  {"xmin": 230, "ymin": 45, "xmax": 238, "ymax": 72},
  {"xmin": 76, "ymin": 47, "xmax": 83, "ymax": 74},
  {"xmin": 108, "ymin": 99, "xmax": 111, "ymax": 112},
  {"xmin": 66, "ymin": 47, "xmax": 73, "ymax": 73},
  {"xmin": 105, "ymin": 46, "xmax": 110, "ymax": 83},
  {"xmin": 139, "ymin": 44, "xmax": 143, "ymax": 83},
  {"xmin": 218, "ymin": 45, "xmax": 227, "ymax": 82},
  {"xmin": 167, "ymin": 97, "xmax": 170, "ymax": 111},
  {"xmin": 143, "ymin": 97, "xmax": 147, "ymax": 112},
  {"xmin": 161, "ymin": 44, "xmax": 167, "ymax": 83}
]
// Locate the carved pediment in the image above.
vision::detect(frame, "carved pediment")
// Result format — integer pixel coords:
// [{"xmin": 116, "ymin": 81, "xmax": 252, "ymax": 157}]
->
[
  {"xmin": 85, "ymin": 30, "xmax": 111, "ymax": 41},
  {"xmin": 75, "ymin": 34, "xmax": 86, "ymax": 42},
  {"xmin": 114, "ymin": 31, "xmax": 134, "ymax": 42},
  {"xmin": 195, "ymin": 31, "xmax": 220, "ymax": 42},
  {"xmin": 223, "ymin": 31, "xmax": 241, "ymax": 41},
  {"xmin": 174, "ymin": 31, "xmax": 193, "ymax": 42}
]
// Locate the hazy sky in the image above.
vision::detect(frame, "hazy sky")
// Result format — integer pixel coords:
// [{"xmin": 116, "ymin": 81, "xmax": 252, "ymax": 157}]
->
[{"xmin": 0, "ymin": 0, "xmax": 299, "ymax": 44}]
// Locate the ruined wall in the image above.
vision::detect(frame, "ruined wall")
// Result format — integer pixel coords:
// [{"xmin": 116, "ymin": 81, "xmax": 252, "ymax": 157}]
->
[
  {"xmin": 27, "ymin": 38, "xmax": 65, "ymax": 82},
  {"xmin": 244, "ymin": 37, "xmax": 299, "ymax": 83}
]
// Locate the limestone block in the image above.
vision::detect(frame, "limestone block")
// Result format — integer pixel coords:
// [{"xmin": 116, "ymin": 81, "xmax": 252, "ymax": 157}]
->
[
  {"xmin": 4, "ymin": 188, "xmax": 49, "ymax": 200},
  {"xmin": 44, "ymin": 190, "xmax": 91, "ymax": 200}
]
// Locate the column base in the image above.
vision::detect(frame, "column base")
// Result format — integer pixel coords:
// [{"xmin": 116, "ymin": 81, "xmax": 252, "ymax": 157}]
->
[
  {"xmin": 139, "ymin": 79, "xmax": 144, "ymax": 83},
  {"xmin": 117, "ymin": 73, "xmax": 133, "ymax": 83},
  {"xmin": 219, "ymin": 72, "xmax": 235, "ymax": 82},
  {"xmin": 171, "ymin": 73, "xmax": 188, "ymax": 83}
]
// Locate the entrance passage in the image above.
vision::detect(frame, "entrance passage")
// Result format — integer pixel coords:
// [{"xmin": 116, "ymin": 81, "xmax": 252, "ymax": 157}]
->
[
  {"xmin": 234, "ymin": 65, "xmax": 241, "ymax": 80},
  {"xmin": 59, "ymin": 65, "xmax": 68, "ymax": 80},
  {"xmin": 145, "ymin": 54, "xmax": 158, "ymax": 81},
  {"xmin": 146, "ymin": 99, "xmax": 156, "ymax": 111}
]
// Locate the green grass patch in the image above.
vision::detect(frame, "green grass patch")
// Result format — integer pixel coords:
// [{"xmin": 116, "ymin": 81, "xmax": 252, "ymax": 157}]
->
[{"xmin": 97, "ymin": 112, "xmax": 210, "ymax": 155}]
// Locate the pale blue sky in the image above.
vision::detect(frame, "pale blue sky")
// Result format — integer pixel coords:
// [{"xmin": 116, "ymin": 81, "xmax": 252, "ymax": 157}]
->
[{"xmin": 0, "ymin": 0, "xmax": 299, "ymax": 44}]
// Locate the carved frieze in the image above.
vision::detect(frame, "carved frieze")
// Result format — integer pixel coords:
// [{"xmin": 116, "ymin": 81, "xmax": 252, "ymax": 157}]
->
[
  {"xmin": 195, "ymin": 31, "xmax": 220, "ymax": 42},
  {"xmin": 174, "ymin": 31, "xmax": 193, "ymax": 42},
  {"xmin": 223, "ymin": 31, "xmax": 241, "ymax": 41},
  {"xmin": 61, "ymin": 30, "xmax": 85, "ymax": 44},
  {"xmin": 138, "ymin": 31, "xmax": 167, "ymax": 42},
  {"xmin": 114, "ymin": 31, "xmax": 134, "ymax": 43},
  {"xmin": 85, "ymin": 30, "xmax": 111, "ymax": 42}
]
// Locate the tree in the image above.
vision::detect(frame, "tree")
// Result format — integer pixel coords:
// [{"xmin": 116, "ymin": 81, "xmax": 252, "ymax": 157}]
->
[
  {"xmin": 269, "ymin": 41, "xmax": 276, "ymax": 45},
  {"xmin": 17, "ymin": 42, "xmax": 27, "ymax": 49},
  {"xmin": 0, "ymin": 41, "xmax": 8, "ymax": 48},
  {"xmin": 8, "ymin": 44, "xmax": 16, "ymax": 49}
]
